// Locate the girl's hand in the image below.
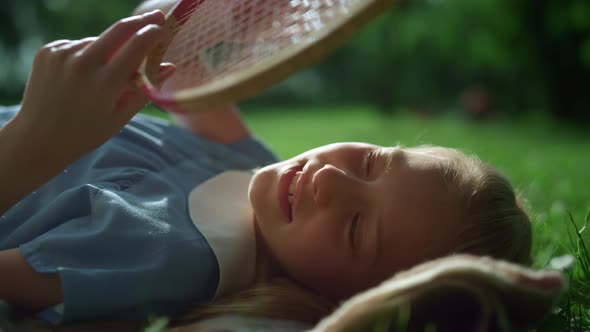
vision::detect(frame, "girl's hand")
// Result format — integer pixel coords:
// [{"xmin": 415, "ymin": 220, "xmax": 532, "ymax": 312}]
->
[{"xmin": 16, "ymin": 10, "xmax": 168, "ymax": 162}]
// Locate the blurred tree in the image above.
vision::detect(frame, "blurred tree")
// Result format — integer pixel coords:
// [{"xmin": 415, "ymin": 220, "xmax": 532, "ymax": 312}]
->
[
  {"xmin": 319, "ymin": 0, "xmax": 589, "ymax": 120},
  {"xmin": 516, "ymin": 0, "xmax": 590, "ymax": 120},
  {"xmin": 367, "ymin": 0, "xmax": 546, "ymax": 114},
  {"xmin": 1, "ymin": 0, "xmax": 589, "ymax": 122},
  {"xmin": 287, "ymin": 0, "xmax": 548, "ymax": 115},
  {"xmin": 0, "ymin": 0, "xmax": 139, "ymax": 103}
]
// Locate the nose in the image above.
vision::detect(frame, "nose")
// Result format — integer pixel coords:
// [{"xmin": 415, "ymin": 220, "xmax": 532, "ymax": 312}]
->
[{"xmin": 312, "ymin": 164, "xmax": 363, "ymax": 209}]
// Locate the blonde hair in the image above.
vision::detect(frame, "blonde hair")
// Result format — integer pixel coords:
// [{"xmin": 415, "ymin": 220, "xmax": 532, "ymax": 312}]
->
[
  {"xmin": 172, "ymin": 278, "xmax": 336, "ymax": 326},
  {"xmin": 415, "ymin": 146, "xmax": 533, "ymax": 266},
  {"xmin": 175, "ymin": 145, "xmax": 533, "ymax": 326}
]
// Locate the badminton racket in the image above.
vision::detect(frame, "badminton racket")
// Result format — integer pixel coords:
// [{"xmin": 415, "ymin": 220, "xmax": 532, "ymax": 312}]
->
[{"xmin": 138, "ymin": 0, "xmax": 396, "ymax": 112}]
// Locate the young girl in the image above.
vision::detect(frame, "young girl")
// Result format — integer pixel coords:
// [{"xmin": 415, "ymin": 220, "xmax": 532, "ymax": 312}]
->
[{"xmin": 0, "ymin": 3, "xmax": 532, "ymax": 326}]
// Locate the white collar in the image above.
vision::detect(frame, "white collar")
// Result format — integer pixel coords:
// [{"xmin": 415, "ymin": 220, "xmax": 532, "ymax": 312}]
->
[{"xmin": 188, "ymin": 171, "xmax": 256, "ymax": 299}]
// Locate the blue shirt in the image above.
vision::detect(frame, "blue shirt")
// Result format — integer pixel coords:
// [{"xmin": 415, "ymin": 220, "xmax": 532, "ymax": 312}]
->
[{"xmin": 0, "ymin": 105, "xmax": 278, "ymax": 322}]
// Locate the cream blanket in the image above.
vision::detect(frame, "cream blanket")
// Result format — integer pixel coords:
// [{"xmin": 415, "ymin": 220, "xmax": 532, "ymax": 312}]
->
[{"xmin": 173, "ymin": 254, "xmax": 566, "ymax": 332}]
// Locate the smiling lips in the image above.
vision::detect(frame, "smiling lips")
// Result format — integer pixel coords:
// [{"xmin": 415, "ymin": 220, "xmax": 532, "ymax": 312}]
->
[{"xmin": 278, "ymin": 165, "xmax": 304, "ymax": 222}]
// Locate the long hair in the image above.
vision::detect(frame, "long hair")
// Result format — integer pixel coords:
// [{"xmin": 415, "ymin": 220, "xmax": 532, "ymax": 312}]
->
[
  {"xmin": 172, "ymin": 278, "xmax": 336, "ymax": 326},
  {"xmin": 431, "ymin": 146, "xmax": 533, "ymax": 266}
]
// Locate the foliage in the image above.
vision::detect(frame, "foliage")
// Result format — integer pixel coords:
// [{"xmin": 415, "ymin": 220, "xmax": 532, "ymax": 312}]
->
[
  {"xmin": 308, "ymin": 0, "xmax": 590, "ymax": 118},
  {"xmin": 0, "ymin": 0, "xmax": 140, "ymax": 103},
  {"xmin": 1, "ymin": 0, "xmax": 589, "ymax": 119}
]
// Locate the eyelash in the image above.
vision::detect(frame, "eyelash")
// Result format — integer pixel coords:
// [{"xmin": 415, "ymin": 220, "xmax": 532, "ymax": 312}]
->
[{"xmin": 349, "ymin": 212, "xmax": 361, "ymax": 249}]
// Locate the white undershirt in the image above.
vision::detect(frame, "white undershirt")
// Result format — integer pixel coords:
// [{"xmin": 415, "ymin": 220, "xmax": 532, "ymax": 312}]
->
[{"xmin": 188, "ymin": 171, "xmax": 257, "ymax": 299}]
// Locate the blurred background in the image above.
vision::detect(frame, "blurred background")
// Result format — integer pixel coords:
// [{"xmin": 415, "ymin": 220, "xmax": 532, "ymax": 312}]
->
[
  {"xmin": 1, "ymin": 0, "xmax": 590, "ymax": 122},
  {"xmin": 1, "ymin": 1, "xmax": 589, "ymax": 329}
]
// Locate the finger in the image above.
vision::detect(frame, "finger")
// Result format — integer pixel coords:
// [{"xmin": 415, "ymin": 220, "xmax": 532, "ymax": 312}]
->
[
  {"xmin": 117, "ymin": 63, "xmax": 176, "ymax": 122},
  {"xmin": 82, "ymin": 10, "xmax": 165, "ymax": 65},
  {"xmin": 132, "ymin": 61, "xmax": 175, "ymax": 90},
  {"xmin": 33, "ymin": 40, "xmax": 72, "ymax": 64},
  {"xmin": 56, "ymin": 37, "xmax": 98, "ymax": 55},
  {"xmin": 106, "ymin": 24, "xmax": 166, "ymax": 90},
  {"xmin": 155, "ymin": 62, "xmax": 176, "ymax": 87},
  {"xmin": 43, "ymin": 39, "xmax": 73, "ymax": 50}
]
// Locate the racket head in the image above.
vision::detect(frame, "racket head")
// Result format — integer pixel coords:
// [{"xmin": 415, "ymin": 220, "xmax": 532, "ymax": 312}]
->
[{"xmin": 139, "ymin": 0, "xmax": 395, "ymax": 112}]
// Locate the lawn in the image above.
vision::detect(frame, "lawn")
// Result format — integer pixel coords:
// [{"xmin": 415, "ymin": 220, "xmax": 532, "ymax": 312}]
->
[{"xmin": 146, "ymin": 105, "xmax": 590, "ymax": 331}]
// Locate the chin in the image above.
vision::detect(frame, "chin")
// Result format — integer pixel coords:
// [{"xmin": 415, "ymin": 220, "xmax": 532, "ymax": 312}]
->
[
  {"xmin": 248, "ymin": 167, "xmax": 277, "ymax": 225},
  {"xmin": 248, "ymin": 167, "xmax": 268, "ymax": 204},
  {"xmin": 247, "ymin": 171, "xmax": 259, "ymax": 204}
]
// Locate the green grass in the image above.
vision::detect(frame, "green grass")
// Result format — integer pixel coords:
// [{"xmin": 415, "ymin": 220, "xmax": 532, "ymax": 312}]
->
[
  {"xmin": 242, "ymin": 105, "xmax": 590, "ymax": 331},
  {"xmin": 144, "ymin": 105, "xmax": 590, "ymax": 331}
]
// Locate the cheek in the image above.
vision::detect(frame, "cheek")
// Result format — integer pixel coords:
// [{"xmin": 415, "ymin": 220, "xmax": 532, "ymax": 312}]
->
[
  {"xmin": 295, "ymin": 213, "xmax": 342, "ymax": 248},
  {"xmin": 275, "ymin": 216, "xmax": 346, "ymax": 271},
  {"xmin": 297, "ymin": 222, "xmax": 335, "ymax": 251},
  {"xmin": 273, "ymin": 218, "xmax": 361, "ymax": 297}
]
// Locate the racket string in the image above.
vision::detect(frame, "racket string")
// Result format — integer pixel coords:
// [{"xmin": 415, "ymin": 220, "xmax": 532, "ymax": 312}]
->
[{"xmin": 158, "ymin": 0, "xmax": 359, "ymax": 93}]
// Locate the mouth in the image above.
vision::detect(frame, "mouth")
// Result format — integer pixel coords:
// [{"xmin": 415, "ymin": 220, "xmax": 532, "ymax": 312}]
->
[{"xmin": 278, "ymin": 164, "xmax": 304, "ymax": 222}]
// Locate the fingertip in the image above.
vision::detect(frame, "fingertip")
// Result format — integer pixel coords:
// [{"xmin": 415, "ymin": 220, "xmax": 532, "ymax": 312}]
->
[
  {"xmin": 160, "ymin": 62, "xmax": 176, "ymax": 71},
  {"xmin": 143, "ymin": 9, "xmax": 166, "ymax": 25},
  {"xmin": 155, "ymin": 10, "xmax": 166, "ymax": 25},
  {"xmin": 105, "ymin": 25, "xmax": 167, "ymax": 89},
  {"xmin": 136, "ymin": 24, "xmax": 164, "ymax": 37},
  {"xmin": 158, "ymin": 62, "xmax": 176, "ymax": 81}
]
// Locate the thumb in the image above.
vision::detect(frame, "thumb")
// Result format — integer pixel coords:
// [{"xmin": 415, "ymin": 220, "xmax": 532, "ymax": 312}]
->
[
  {"xmin": 114, "ymin": 62, "xmax": 177, "ymax": 126},
  {"xmin": 156, "ymin": 62, "xmax": 176, "ymax": 86}
]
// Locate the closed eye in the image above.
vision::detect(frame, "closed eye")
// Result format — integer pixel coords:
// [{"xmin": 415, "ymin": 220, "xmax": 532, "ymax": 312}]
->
[{"xmin": 349, "ymin": 212, "xmax": 360, "ymax": 249}]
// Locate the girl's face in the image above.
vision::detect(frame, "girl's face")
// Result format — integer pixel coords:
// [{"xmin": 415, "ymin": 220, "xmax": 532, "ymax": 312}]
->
[{"xmin": 249, "ymin": 143, "xmax": 462, "ymax": 299}]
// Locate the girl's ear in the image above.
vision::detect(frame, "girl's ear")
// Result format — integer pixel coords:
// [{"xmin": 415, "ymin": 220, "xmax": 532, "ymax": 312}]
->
[{"xmin": 133, "ymin": 0, "xmax": 177, "ymax": 16}]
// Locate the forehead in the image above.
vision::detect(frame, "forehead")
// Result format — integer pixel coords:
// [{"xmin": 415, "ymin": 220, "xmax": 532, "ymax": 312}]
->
[
  {"xmin": 401, "ymin": 147, "xmax": 451, "ymax": 169},
  {"xmin": 388, "ymin": 148, "xmax": 452, "ymax": 220},
  {"xmin": 376, "ymin": 147, "xmax": 461, "ymax": 275},
  {"xmin": 305, "ymin": 142, "xmax": 372, "ymax": 154}
]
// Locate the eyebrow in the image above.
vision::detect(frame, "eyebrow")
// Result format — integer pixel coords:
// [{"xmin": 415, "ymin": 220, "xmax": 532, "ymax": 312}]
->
[{"xmin": 382, "ymin": 146, "xmax": 402, "ymax": 174}]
